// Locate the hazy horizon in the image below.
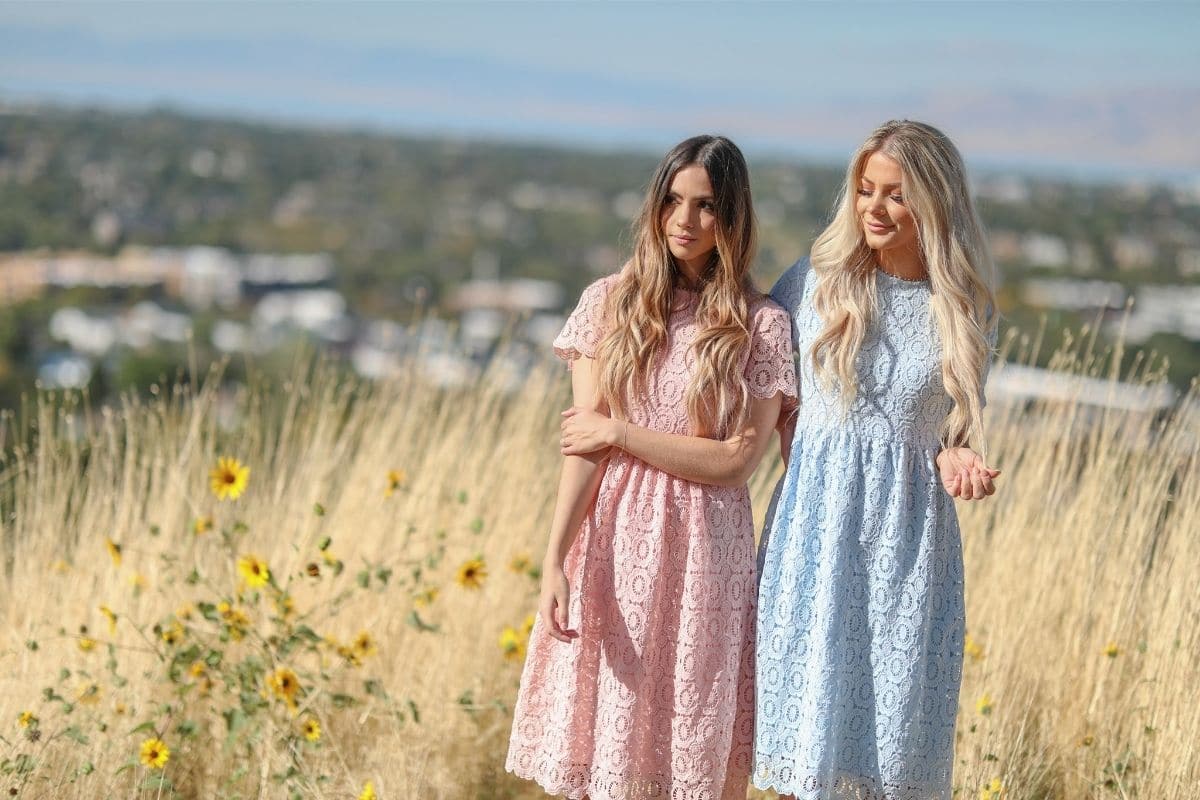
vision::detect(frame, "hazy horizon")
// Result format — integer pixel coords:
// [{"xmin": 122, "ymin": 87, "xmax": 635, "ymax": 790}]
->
[{"xmin": 2, "ymin": 1, "xmax": 1199, "ymax": 181}]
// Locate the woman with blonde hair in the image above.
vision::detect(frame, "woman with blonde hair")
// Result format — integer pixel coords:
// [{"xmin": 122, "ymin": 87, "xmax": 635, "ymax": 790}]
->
[
  {"xmin": 506, "ymin": 135, "xmax": 796, "ymax": 799},
  {"xmin": 754, "ymin": 119, "xmax": 999, "ymax": 800}
]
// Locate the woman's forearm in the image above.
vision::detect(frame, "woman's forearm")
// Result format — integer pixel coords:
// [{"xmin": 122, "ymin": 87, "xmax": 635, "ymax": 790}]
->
[
  {"xmin": 542, "ymin": 451, "xmax": 607, "ymax": 569},
  {"xmin": 615, "ymin": 424, "xmax": 753, "ymax": 487},
  {"xmin": 544, "ymin": 353, "xmax": 609, "ymax": 569},
  {"xmin": 595, "ymin": 393, "xmax": 783, "ymax": 487}
]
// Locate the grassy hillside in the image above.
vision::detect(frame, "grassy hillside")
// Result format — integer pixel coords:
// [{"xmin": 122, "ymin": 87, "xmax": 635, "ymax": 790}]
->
[{"xmin": 0, "ymin": 330, "xmax": 1195, "ymax": 798}]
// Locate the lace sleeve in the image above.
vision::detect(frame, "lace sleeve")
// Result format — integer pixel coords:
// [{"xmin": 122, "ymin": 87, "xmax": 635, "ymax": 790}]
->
[
  {"xmin": 744, "ymin": 300, "xmax": 798, "ymax": 402},
  {"xmin": 552, "ymin": 275, "xmax": 617, "ymax": 369}
]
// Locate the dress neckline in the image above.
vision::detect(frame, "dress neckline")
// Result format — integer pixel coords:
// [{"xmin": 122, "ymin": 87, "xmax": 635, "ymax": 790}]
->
[{"xmin": 875, "ymin": 267, "xmax": 930, "ymax": 286}]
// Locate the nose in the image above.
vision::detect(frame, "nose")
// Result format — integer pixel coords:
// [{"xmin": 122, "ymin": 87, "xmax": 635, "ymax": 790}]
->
[{"xmin": 673, "ymin": 203, "xmax": 694, "ymax": 229}]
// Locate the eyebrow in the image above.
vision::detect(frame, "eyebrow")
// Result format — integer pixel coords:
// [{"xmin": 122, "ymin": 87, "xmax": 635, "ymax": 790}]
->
[
  {"xmin": 666, "ymin": 191, "xmax": 715, "ymax": 201},
  {"xmin": 860, "ymin": 176, "xmax": 902, "ymax": 189}
]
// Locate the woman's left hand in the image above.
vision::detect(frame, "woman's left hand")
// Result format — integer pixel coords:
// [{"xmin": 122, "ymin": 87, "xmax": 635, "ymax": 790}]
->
[
  {"xmin": 560, "ymin": 406, "xmax": 618, "ymax": 456},
  {"xmin": 937, "ymin": 447, "xmax": 1000, "ymax": 501}
]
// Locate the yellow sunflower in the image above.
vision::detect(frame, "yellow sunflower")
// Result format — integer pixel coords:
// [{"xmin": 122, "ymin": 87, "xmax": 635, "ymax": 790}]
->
[
  {"xmin": 976, "ymin": 693, "xmax": 994, "ymax": 716},
  {"xmin": 979, "ymin": 777, "xmax": 1005, "ymax": 800},
  {"xmin": 237, "ymin": 554, "xmax": 271, "ymax": 589},
  {"xmin": 508, "ymin": 553, "xmax": 532, "ymax": 573},
  {"xmin": 385, "ymin": 469, "xmax": 407, "ymax": 497},
  {"xmin": 964, "ymin": 632, "xmax": 984, "ymax": 662},
  {"xmin": 455, "ymin": 558, "xmax": 487, "ymax": 590},
  {"xmin": 522, "ymin": 613, "xmax": 536, "ymax": 638},
  {"xmin": 352, "ymin": 631, "xmax": 378, "ymax": 659},
  {"xmin": 139, "ymin": 737, "xmax": 170, "ymax": 769},
  {"xmin": 161, "ymin": 621, "xmax": 185, "ymax": 646},
  {"xmin": 77, "ymin": 683, "xmax": 101, "ymax": 706},
  {"xmin": 267, "ymin": 667, "xmax": 301, "ymax": 706},
  {"xmin": 193, "ymin": 515, "xmax": 214, "ymax": 535},
  {"xmin": 105, "ymin": 537, "xmax": 122, "ymax": 567},
  {"xmin": 301, "ymin": 717, "xmax": 321, "ymax": 742},
  {"xmin": 100, "ymin": 605, "xmax": 118, "ymax": 634},
  {"xmin": 413, "ymin": 586, "xmax": 439, "ymax": 608},
  {"xmin": 359, "ymin": 781, "xmax": 377, "ymax": 800},
  {"xmin": 274, "ymin": 594, "xmax": 295, "ymax": 618},
  {"xmin": 18, "ymin": 711, "xmax": 36, "ymax": 728},
  {"xmin": 499, "ymin": 627, "xmax": 525, "ymax": 662},
  {"xmin": 210, "ymin": 456, "xmax": 250, "ymax": 501}
]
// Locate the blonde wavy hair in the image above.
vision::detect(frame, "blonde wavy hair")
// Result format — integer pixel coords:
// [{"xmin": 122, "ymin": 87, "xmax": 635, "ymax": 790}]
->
[
  {"xmin": 595, "ymin": 135, "xmax": 759, "ymax": 438},
  {"xmin": 809, "ymin": 120, "xmax": 997, "ymax": 449}
]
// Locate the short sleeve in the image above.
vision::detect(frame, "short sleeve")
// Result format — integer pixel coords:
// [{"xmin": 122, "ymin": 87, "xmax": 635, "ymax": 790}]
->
[
  {"xmin": 744, "ymin": 299, "xmax": 798, "ymax": 403},
  {"xmin": 553, "ymin": 274, "xmax": 618, "ymax": 369}
]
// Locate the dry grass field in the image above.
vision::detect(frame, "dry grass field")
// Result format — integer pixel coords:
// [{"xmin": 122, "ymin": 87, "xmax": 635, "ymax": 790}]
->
[{"xmin": 0, "ymin": 327, "xmax": 1195, "ymax": 799}]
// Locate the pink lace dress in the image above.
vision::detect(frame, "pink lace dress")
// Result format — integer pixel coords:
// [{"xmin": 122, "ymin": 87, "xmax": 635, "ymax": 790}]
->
[{"xmin": 506, "ymin": 274, "xmax": 797, "ymax": 800}]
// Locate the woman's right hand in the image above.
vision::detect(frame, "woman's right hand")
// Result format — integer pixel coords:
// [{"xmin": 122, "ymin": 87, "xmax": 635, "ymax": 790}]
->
[{"xmin": 538, "ymin": 564, "xmax": 578, "ymax": 643}]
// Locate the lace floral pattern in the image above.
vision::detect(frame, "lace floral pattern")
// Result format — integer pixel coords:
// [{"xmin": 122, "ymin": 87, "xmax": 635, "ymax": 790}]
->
[
  {"xmin": 754, "ymin": 258, "xmax": 993, "ymax": 800},
  {"xmin": 507, "ymin": 273, "xmax": 797, "ymax": 800}
]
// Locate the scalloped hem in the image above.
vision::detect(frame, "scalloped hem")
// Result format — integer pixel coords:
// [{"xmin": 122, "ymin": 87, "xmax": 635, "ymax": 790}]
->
[
  {"xmin": 505, "ymin": 764, "xmax": 590, "ymax": 800},
  {"xmin": 505, "ymin": 763, "xmax": 744, "ymax": 800},
  {"xmin": 750, "ymin": 774, "xmax": 950, "ymax": 800}
]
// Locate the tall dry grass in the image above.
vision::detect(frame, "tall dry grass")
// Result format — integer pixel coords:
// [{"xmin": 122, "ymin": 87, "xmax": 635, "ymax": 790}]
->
[{"xmin": 0, "ymin": 328, "xmax": 1195, "ymax": 799}]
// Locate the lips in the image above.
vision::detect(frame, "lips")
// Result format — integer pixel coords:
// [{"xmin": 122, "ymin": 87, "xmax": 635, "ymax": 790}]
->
[
  {"xmin": 671, "ymin": 235, "xmax": 697, "ymax": 245},
  {"xmin": 865, "ymin": 219, "xmax": 893, "ymax": 234}
]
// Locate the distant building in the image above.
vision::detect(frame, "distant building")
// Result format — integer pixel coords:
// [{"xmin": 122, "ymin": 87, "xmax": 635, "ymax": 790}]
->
[
  {"xmin": 1113, "ymin": 235, "xmax": 1157, "ymax": 271},
  {"xmin": 987, "ymin": 363, "xmax": 1177, "ymax": 414},
  {"xmin": 1021, "ymin": 233, "xmax": 1070, "ymax": 269},
  {"xmin": 1021, "ymin": 278, "xmax": 1126, "ymax": 311},
  {"xmin": 1177, "ymin": 248, "xmax": 1200, "ymax": 278}
]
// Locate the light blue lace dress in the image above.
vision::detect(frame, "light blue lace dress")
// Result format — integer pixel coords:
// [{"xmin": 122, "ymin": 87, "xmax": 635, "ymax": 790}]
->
[{"xmin": 754, "ymin": 257, "xmax": 989, "ymax": 800}]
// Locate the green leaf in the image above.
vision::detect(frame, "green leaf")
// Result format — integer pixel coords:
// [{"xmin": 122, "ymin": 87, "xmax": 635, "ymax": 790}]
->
[
  {"xmin": 292, "ymin": 625, "xmax": 321, "ymax": 644},
  {"xmin": 313, "ymin": 503, "xmax": 326, "ymax": 517},
  {"xmin": 25, "ymin": 640, "xmax": 38, "ymax": 651},
  {"xmin": 176, "ymin": 720, "xmax": 198, "ymax": 738},
  {"xmin": 407, "ymin": 699, "xmax": 421, "ymax": 724},
  {"xmin": 407, "ymin": 611, "xmax": 440, "ymax": 633},
  {"xmin": 185, "ymin": 568, "xmax": 201, "ymax": 585},
  {"xmin": 469, "ymin": 517, "xmax": 484, "ymax": 534},
  {"xmin": 223, "ymin": 707, "xmax": 247, "ymax": 737},
  {"xmin": 114, "ymin": 759, "xmax": 138, "ymax": 776},
  {"xmin": 129, "ymin": 720, "xmax": 158, "ymax": 736},
  {"xmin": 141, "ymin": 774, "xmax": 174, "ymax": 791},
  {"xmin": 63, "ymin": 726, "xmax": 89, "ymax": 745},
  {"xmin": 375, "ymin": 566, "xmax": 393, "ymax": 586},
  {"xmin": 330, "ymin": 693, "xmax": 359, "ymax": 709},
  {"xmin": 356, "ymin": 570, "xmax": 370, "ymax": 589},
  {"xmin": 318, "ymin": 536, "xmax": 331, "ymax": 551}
]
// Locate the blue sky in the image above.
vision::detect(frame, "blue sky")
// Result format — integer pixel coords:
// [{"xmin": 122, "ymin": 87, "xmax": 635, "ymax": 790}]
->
[{"xmin": 2, "ymin": 1, "xmax": 1198, "ymax": 176}]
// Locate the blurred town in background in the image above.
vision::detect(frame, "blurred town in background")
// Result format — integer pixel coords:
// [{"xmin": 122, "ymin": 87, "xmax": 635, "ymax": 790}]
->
[{"xmin": 1, "ymin": 102, "xmax": 1198, "ymax": 413}]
